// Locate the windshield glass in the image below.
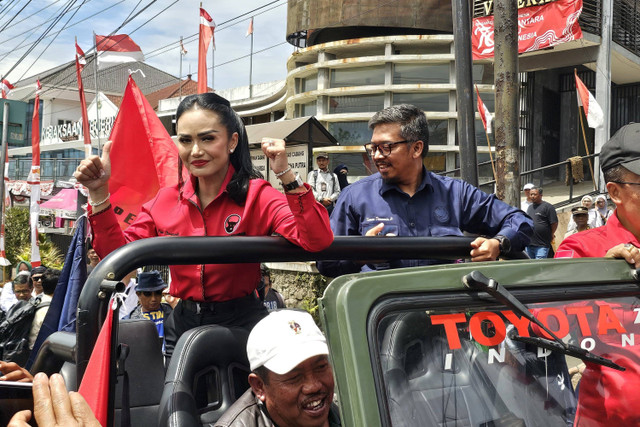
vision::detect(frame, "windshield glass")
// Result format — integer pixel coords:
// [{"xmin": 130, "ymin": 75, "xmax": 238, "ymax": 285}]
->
[{"xmin": 375, "ymin": 296, "xmax": 640, "ymax": 426}]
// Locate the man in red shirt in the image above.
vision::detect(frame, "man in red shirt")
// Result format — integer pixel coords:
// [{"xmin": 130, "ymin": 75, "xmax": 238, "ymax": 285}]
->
[{"xmin": 556, "ymin": 123, "xmax": 640, "ymax": 426}]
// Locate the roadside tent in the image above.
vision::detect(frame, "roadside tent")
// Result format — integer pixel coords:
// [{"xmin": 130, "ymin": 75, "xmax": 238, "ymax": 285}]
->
[{"xmin": 40, "ymin": 188, "xmax": 78, "ymax": 219}]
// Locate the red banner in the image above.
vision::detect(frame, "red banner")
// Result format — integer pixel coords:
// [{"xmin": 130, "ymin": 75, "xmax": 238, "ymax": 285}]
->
[{"xmin": 472, "ymin": 0, "xmax": 583, "ymax": 60}]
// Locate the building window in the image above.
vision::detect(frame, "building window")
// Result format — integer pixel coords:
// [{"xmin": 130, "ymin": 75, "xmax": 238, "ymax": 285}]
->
[
  {"xmin": 329, "ymin": 94, "xmax": 384, "ymax": 114},
  {"xmin": 295, "ymin": 101, "xmax": 317, "ymax": 118},
  {"xmin": 393, "ymin": 93, "xmax": 450, "ymax": 112},
  {"xmin": 301, "ymin": 75, "xmax": 317, "ymax": 92},
  {"xmin": 472, "ymin": 64, "xmax": 494, "ymax": 84},
  {"xmin": 328, "ymin": 121, "xmax": 371, "ymax": 145},
  {"xmin": 428, "ymin": 120, "xmax": 448, "ymax": 146},
  {"xmin": 393, "ymin": 63, "xmax": 450, "ymax": 84},
  {"xmin": 330, "ymin": 66, "xmax": 385, "ymax": 88}
]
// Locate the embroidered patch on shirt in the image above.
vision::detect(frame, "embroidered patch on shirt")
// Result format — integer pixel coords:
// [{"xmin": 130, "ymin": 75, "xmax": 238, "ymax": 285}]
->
[
  {"xmin": 224, "ymin": 214, "xmax": 241, "ymax": 234},
  {"xmin": 434, "ymin": 206, "xmax": 450, "ymax": 224}
]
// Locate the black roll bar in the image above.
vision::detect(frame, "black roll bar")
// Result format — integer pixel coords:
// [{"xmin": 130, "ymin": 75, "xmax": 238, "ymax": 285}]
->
[{"xmin": 76, "ymin": 235, "xmax": 475, "ymax": 384}]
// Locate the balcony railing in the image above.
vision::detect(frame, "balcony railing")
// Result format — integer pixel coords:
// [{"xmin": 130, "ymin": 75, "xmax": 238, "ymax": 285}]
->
[{"xmin": 9, "ymin": 158, "xmax": 80, "ymax": 182}]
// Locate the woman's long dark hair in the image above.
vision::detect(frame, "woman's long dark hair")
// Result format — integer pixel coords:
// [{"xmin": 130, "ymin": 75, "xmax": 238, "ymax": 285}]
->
[{"xmin": 176, "ymin": 93, "xmax": 262, "ymax": 205}]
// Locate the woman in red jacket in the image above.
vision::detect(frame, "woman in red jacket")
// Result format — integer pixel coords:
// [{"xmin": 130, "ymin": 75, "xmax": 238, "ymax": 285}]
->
[{"xmin": 74, "ymin": 93, "xmax": 332, "ymax": 356}]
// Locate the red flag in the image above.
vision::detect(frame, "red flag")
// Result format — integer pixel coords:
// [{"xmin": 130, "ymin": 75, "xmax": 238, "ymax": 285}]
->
[
  {"xmin": 28, "ymin": 80, "xmax": 42, "ymax": 267},
  {"xmin": 78, "ymin": 303, "xmax": 114, "ymax": 426},
  {"xmin": 75, "ymin": 41, "xmax": 92, "ymax": 157},
  {"xmin": 180, "ymin": 39, "xmax": 187, "ymax": 56},
  {"xmin": 198, "ymin": 7, "xmax": 215, "ymax": 94},
  {"xmin": 246, "ymin": 17, "xmax": 254, "ymax": 37},
  {"xmin": 575, "ymin": 70, "xmax": 604, "ymax": 129},
  {"xmin": 95, "ymin": 34, "xmax": 144, "ymax": 69},
  {"xmin": 107, "ymin": 75, "xmax": 180, "ymax": 230},
  {"xmin": 475, "ymin": 85, "xmax": 493, "ymax": 134},
  {"xmin": 0, "ymin": 79, "xmax": 13, "ymax": 98}
]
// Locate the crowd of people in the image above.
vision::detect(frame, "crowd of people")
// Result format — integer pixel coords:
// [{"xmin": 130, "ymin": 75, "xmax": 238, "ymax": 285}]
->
[{"xmin": 1, "ymin": 98, "xmax": 639, "ymax": 427}]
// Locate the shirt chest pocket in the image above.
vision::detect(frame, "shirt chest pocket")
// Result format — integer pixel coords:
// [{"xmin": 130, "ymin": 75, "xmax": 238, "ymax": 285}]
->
[
  {"xmin": 429, "ymin": 225, "xmax": 463, "ymax": 237},
  {"xmin": 360, "ymin": 220, "xmax": 399, "ymax": 236}
]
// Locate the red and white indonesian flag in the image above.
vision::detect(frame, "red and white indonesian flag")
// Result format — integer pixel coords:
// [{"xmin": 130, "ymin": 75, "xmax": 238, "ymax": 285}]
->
[
  {"xmin": 198, "ymin": 7, "xmax": 215, "ymax": 94},
  {"xmin": 575, "ymin": 70, "xmax": 604, "ymax": 129},
  {"xmin": 76, "ymin": 43, "xmax": 86, "ymax": 70},
  {"xmin": 1, "ymin": 79, "xmax": 13, "ymax": 99},
  {"xmin": 95, "ymin": 34, "xmax": 144, "ymax": 69},
  {"xmin": 0, "ymin": 147, "xmax": 10, "ymax": 267},
  {"xmin": 476, "ymin": 86, "xmax": 493, "ymax": 134},
  {"xmin": 246, "ymin": 17, "xmax": 254, "ymax": 37},
  {"xmin": 28, "ymin": 80, "xmax": 42, "ymax": 267},
  {"xmin": 472, "ymin": 0, "xmax": 583, "ymax": 59}
]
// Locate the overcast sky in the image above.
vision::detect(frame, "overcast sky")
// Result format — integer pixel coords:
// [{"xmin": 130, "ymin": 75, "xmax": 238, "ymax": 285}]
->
[{"xmin": 0, "ymin": 0, "xmax": 293, "ymax": 91}]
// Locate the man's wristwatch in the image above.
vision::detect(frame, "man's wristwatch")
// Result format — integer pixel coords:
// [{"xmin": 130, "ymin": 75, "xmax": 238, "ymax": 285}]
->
[
  {"xmin": 282, "ymin": 175, "xmax": 304, "ymax": 192},
  {"xmin": 493, "ymin": 235, "xmax": 511, "ymax": 256}
]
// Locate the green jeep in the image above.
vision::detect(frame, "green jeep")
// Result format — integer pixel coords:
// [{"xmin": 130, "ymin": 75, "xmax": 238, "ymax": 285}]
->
[{"xmin": 1, "ymin": 235, "xmax": 637, "ymax": 426}]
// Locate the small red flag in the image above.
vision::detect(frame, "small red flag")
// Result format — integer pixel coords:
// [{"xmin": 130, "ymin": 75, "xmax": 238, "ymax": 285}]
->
[
  {"xmin": 28, "ymin": 79, "xmax": 42, "ymax": 267},
  {"xmin": 78, "ymin": 303, "xmax": 114, "ymax": 426},
  {"xmin": 107, "ymin": 75, "xmax": 180, "ymax": 230},
  {"xmin": 575, "ymin": 70, "xmax": 604, "ymax": 129},
  {"xmin": 475, "ymin": 85, "xmax": 493, "ymax": 134},
  {"xmin": 0, "ymin": 79, "xmax": 13, "ymax": 98},
  {"xmin": 197, "ymin": 7, "xmax": 215, "ymax": 93},
  {"xmin": 95, "ymin": 34, "xmax": 144, "ymax": 68},
  {"xmin": 246, "ymin": 17, "xmax": 254, "ymax": 37},
  {"xmin": 75, "ymin": 41, "xmax": 92, "ymax": 157}
]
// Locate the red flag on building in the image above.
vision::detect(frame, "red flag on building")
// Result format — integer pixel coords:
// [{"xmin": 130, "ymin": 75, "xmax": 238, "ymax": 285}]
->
[
  {"xmin": 27, "ymin": 80, "xmax": 42, "ymax": 267},
  {"xmin": 78, "ymin": 302, "xmax": 114, "ymax": 426},
  {"xmin": 475, "ymin": 86, "xmax": 493, "ymax": 134},
  {"xmin": 95, "ymin": 34, "xmax": 144, "ymax": 69},
  {"xmin": 246, "ymin": 17, "xmax": 254, "ymax": 37},
  {"xmin": 575, "ymin": 70, "xmax": 604, "ymax": 129},
  {"xmin": 0, "ymin": 79, "xmax": 13, "ymax": 98},
  {"xmin": 107, "ymin": 75, "xmax": 180, "ymax": 229},
  {"xmin": 198, "ymin": 7, "xmax": 215, "ymax": 93},
  {"xmin": 75, "ymin": 41, "xmax": 92, "ymax": 158}
]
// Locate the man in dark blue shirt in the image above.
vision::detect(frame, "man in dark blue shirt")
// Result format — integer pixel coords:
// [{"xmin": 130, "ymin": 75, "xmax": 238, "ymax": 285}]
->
[{"xmin": 317, "ymin": 104, "xmax": 533, "ymax": 277}]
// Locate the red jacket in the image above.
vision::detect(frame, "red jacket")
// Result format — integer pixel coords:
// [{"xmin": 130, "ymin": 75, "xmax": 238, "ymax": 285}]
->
[
  {"xmin": 556, "ymin": 211, "xmax": 640, "ymax": 426},
  {"xmin": 90, "ymin": 166, "xmax": 332, "ymax": 302}
]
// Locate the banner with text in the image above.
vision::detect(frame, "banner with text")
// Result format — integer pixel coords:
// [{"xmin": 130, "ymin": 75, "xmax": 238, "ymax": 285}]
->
[{"xmin": 471, "ymin": 0, "xmax": 583, "ymax": 60}]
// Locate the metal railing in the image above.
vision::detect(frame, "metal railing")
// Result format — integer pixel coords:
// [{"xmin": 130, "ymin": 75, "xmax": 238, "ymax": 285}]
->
[
  {"xmin": 613, "ymin": 0, "xmax": 640, "ymax": 57},
  {"xmin": 9, "ymin": 158, "xmax": 79, "ymax": 182},
  {"xmin": 438, "ymin": 154, "xmax": 601, "ymax": 206}
]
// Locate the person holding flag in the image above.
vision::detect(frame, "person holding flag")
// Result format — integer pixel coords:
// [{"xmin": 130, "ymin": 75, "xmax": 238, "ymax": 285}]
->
[{"xmin": 73, "ymin": 92, "xmax": 333, "ymax": 357}]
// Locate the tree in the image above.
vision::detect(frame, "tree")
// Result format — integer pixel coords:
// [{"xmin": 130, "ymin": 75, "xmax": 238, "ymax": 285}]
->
[{"xmin": 4, "ymin": 207, "xmax": 65, "ymax": 276}]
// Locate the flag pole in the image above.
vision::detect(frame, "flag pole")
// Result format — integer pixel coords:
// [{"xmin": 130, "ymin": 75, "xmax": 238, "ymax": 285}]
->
[
  {"xmin": 484, "ymin": 129, "xmax": 497, "ymax": 183},
  {"xmin": 578, "ymin": 104, "xmax": 597, "ymax": 191},
  {"xmin": 249, "ymin": 17, "xmax": 254, "ymax": 98},
  {"xmin": 93, "ymin": 32, "xmax": 102, "ymax": 153},
  {"xmin": 179, "ymin": 36, "xmax": 183, "ymax": 100},
  {"xmin": 211, "ymin": 44, "xmax": 215, "ymax": 92}
]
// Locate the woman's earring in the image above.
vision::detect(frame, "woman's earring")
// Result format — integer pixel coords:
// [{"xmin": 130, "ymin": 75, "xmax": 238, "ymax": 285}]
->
[{"xmin": 230, "ymin": 149, "xmax": 234, "ymax": 153}]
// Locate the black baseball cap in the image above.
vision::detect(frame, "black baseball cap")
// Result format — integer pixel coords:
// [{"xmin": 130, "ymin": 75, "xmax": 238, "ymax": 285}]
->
[{"xmin": 600, "ymin": 123, "xmax": 640, "ymax": 174}]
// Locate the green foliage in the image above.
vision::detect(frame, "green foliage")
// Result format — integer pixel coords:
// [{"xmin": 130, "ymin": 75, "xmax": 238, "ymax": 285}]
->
[
  {"xmin": 5, "ymin": 207, "xmax": 30, "ymax": 266},
  {"xmin": 17, "ymin": 241, "xmax": 64, "ymax": 270},
  {"xmin": 4, "ymin": 207, "xmax": 65, "ymax": 272},
  {"xmin": 296, "ymin": 272, "xmax": 329, "ymax": 325}
]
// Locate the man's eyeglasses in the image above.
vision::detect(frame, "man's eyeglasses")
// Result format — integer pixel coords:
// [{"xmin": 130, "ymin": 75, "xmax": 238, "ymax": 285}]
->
[
  {"xmin": 611, "ymin": 181, "xmax": 640, "ymax": 186},
  {"xmin": 363, "ymin": 140, "xmax": 412, "ymax": 157},
  {"xmin": 142, "ymin": 290, "xmax": 163, "ymax": 297},
  {"xmin": 31, "ymin": 276, "xmax": 43, "ymax": 282},
  {"xmin": 14, "ymin": 289, "xmax": 31, "ymax": 295}
]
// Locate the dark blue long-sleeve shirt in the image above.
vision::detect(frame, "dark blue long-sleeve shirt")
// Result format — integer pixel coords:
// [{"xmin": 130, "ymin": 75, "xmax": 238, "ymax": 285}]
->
[{"xmin": 317, "ymin": 168, "xmax": 533, "ymax": 277}]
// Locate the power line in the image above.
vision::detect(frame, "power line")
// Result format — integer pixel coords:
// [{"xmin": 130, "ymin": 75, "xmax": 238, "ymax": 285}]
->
[
  {"xmin": 0, "ymin": 0, "xmax": 34, "ymax": 33},
  {"xmin": 0, "ymin": 0, "xmax": 64, "ymax": 34},
  {"xmin": 14, "ymin": 0, "xmax": 89, "ymax": 82}
]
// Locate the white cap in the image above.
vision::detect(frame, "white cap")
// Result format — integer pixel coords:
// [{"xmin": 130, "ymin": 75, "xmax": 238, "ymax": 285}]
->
[
  {"xmin": 247, "ymin": 310, "xmax": 329, "ymax": 375},
  {"xmin": 523, "ymin": 183, "xmax": 534, "ymax": 190}
]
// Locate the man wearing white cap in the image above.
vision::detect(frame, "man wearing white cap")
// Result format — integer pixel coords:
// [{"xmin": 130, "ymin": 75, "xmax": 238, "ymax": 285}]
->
[
  {"xmin": 521, "ymin": 183, "xmax": 534, "ymax": 211},
  {"xmin": 215, "ymin": 310, "xmax": 340, "ymax": 427}
]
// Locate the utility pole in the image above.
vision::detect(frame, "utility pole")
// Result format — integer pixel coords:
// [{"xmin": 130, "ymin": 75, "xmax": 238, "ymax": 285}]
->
[
  {"xmin": 452, "ymin": 0, "xmax": 478, "ymax": 186},
  {"xmin": 494, "ymin": 0, "xmax": 520, "ymax": 206}
]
